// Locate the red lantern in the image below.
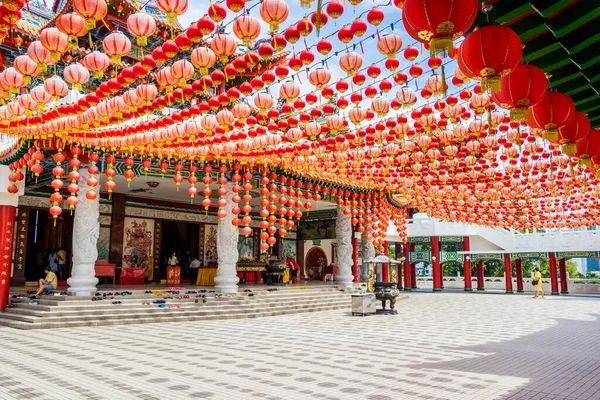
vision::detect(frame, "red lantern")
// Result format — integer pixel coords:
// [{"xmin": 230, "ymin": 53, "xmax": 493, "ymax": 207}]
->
[
  {"xmin": 457, "ymin": 23, "xmax": 522, "ymax": 93},
  {"xmin": 527, "ymin": 91, "xmax": 575, "ymax": 141},
  {"xmin": 491, "ymin": 64, "xmax": 548, "ymax": 121},
  {"xmin": 367, "ymin": 7, "xmax": 384, "ymax": 26},
  {"xmin": 402, "ymin": 0, "xmax": 478, "ymax": 56},
  {"xmin": 555, "ymin": 112, "xmax": 590, "ymax": 155}
]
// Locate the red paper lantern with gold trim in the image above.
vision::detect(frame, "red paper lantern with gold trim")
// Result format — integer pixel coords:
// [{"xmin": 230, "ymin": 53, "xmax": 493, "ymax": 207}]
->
[
  {"xmin": 555, "ymin": 112, "xmax": 590, "ymax": 155},
  {"xmin": 457, "ymin": 23, "xmax": 522, "ymax": 93},
  {"xmin": 527, "ymin": 91, "xmax": 575, "ymax": 142},
  {"xmin": 491, "ymin": 64, "xmax": 547, "ymax": 121},
  {"xmin": 402, "ymin": 0, "xmax": 478, "ymax": 56}
]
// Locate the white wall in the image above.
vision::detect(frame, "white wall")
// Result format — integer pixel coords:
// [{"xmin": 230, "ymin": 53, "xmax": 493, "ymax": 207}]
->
[{"xmin": 469, "ymin": 235, "xmax": 504, "ymax": 252}]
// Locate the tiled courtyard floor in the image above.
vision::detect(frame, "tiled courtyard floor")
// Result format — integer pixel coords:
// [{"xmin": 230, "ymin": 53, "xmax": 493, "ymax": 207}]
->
[{"xmin": 1, "ymin": 292, "xmax": 599, "ymax": 400}]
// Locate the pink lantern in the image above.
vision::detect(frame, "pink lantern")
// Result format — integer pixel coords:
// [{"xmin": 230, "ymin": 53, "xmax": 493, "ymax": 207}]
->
[
  {"xmin": 73, "ymin": 0, "xmax": 108, "ymax": 30},
  {"xmin": 339, "ymin": 51, "xmax": 362, "ymax": 76},
  {"xmin": 170, "ymin": 59, "xmax": 194, "ymax": 87},
  {"xmin": 27, "ymin": 41, "xmax": 54, "ymax": 72},
  {"xmin": 30, "ymin": 85, "xmax": 52, "ymax": 110},
  {"xmin": 82, "ymin": 50, "xmax": 110, "ymax": 78},
  {"xmin": 232, "ymin": 15, "xmax": 261, "ymax": 46},
  {"xmin": 254, "ymin": 92, "xmax": 274, "ymax": 111},
  {"xmin": 259, "ymin": 0, "xmax": 288, "ymax": 32},
  {"xmin": 56, "ymin": 13, "xmax": 88, "ymax": 47},
  {"xmin": 376, "ymin": 34, "xmax": 402, "ymax": 59},
  {"xmin": 2, "ymin": 67, "xmax": 26, "ymax": 93},
  {"xmin": 279, "ymin": 80, "xmax": 300, "ymax": 102},
  {"xmin": 191, "ymin": 47, "xmax": 216, "ymax": 75},
  {"xmin": 136, "ymin": 84, "xmax": 158, "ymax": 105},
  {"xmin": 210, "ymin": 33, "xmax": 237, "ymax": 63},
  {"xmin": 64, "ymin": 63, "xmax": 90, "ymax": 90},
  {"xmin": 127, "ymin": 12, "xmax": 157, "ymax": 47},
  {"xmin": 13, "ymin": 55, "xmax": 40, "ymax": 83},
  {"xmin": 155, "ymin": 0, "xmax": 188, "ymax": 24},
  {"xmin": 44, "ymin": 76, "xmax": 69, "ymax": 100},
  {"xmin": 103, "ymin": 31, "xmax": 132, "ymax": 64}
]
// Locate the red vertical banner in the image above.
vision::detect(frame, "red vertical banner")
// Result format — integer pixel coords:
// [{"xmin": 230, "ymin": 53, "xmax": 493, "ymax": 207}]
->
[
  {"xmin": 549, "ymin": 252, "xmax": 559, "ymax": 295},
  {"xmin": 403, "ymin": 242, "xmax": 411, "ymax": 291},
  {"xmin": 463, "ymin": 237, "xmax": 472, "ymax": 291},
  {"xmin": 477, "ymin": 260, "xmax": 485, "ymax": 290},
  {"xmin": 351, "ymin": 237, "xmax": 358, "ymax": 283},
  {"xmin": 431, "ymin": 236, "xmax": 441, "ymax": 291},
  {"xmin": 0, "ymin": 206, "xmax": 16, "ymax": 312},
  {"xmin": 382, "ymin": 241, "xmax": 389, "ymax": 282},
  {"xmin": 515, "ymin": 259, "xmax": 524, "ymax": 292},
  {"xmin": 504, "ymin": 254, "xmax": 513, "ymax": 294},
  {"xmin": 559, "ymin": 258, "xmax": 568, "ymax": 294},
  {"xmin": 395, "ymin": 242, "xmax": 402, "ymax": 289}
]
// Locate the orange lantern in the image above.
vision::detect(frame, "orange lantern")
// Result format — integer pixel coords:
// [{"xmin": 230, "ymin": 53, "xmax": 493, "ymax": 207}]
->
[
  {"xmin": 376, "ymin": 34, "xmax": 402, "ymax": 59},
  {"xmin": 136, "ymin": 83, "xmax": 158, "ymax": 105},
  {"xmin": 308, "ymin": 68, "xmax": 331, "ymax": 90},
  {"xmin": 170, "ymin": 59, "xmax": 194, "ymax": 87},
  {"xmin": 127, "ymin": 12, "xmax": 156, "ymax": 47},
  {"xmin": 259, "ymin": 0, "xmax": 288, "ymax": 32},
  {"xmin": 339, "ymin": 51, "xmax": 362, "ymax": 76}
]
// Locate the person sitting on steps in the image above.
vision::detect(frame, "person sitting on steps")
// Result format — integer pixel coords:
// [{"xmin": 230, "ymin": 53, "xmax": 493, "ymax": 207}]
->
[{"xmin": 33, "ymin": 267, "xmax": 58, "ymax": 298}]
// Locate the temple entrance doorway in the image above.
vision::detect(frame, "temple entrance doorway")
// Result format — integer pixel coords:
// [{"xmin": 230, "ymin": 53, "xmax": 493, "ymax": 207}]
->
[
  {"xmin": 159, "ymin": 222, "xmax": 199, "ymax": 282},
  {"xmin": 305, "ymin": 247, "xmax": 327, "ymax": 280},
  {"xmin": 25, "ymin": 208, "xmax": 73, "ymax": 283}
]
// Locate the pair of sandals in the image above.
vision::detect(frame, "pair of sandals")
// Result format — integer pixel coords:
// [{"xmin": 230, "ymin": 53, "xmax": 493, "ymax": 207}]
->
[
  {"xmin": 194, "ymin": 298, "xmax": 207, "ymax": 303},
  {"xmin": 112, "ymin": 301, "xmax": 122, "ymax": 305},
  {"xmin": 158, "ymin": 304, "xmax": 181, "ymax": 309}
]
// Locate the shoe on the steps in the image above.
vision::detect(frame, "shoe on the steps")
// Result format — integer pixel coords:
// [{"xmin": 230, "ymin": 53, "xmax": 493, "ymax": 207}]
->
[
  {"xmin": 29, "ymin": 300, "xmax": 38, "ymax": 305},
  {"xmin": 532, "ymin": 296, "xmax": 538, "ymax": 299}
]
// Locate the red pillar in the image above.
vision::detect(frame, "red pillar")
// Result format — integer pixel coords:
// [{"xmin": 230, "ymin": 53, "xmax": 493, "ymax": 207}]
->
[
  {"xmin": 410, "ymin": 243, "xmax": 417, "ymax": 289},
  {"xmin": 395, "ymin": 242, "xmax": 402, "ymax": 289},
  {"xmin": 0, "ymin": 206, "xmax": 16, "ymax": 312},
  {"xmin": 439, "ymin": 239, "xmax": 444, "ymax": 289},
  {"xmin": 403, "ymin": 242, "xmax": 411, "ymax": 291},
  {"xmin": 504, "ymin": 254, "xmax": 513, "ymax": 294},
  {"xmin": 476, "ymin": 260, "xmax": 485, "ymax": 291},
  {"xmin": 515, "ymin": 259, "xmax": 524, "ymax": 293},
  {"xmin": 352, "ymin": 237, "xmax": 359, "ymax": 283},
  {"xmin": 382, "ymin": 241, "xmax": 389, "ymax": 282},
  {"xmin": 431, "ymin": 236, "xmax": 441, "ymax": 291},
  {"xmin": 549, "ymin": 252, "xmax": 559, "ymax": 295},
  {"xmin": 463, "ymin": 237, "xmax": 472, "ymax": 291},
  {"xmin": 559, "ymin": 258, "xmax": 568, "ymax": 294}
]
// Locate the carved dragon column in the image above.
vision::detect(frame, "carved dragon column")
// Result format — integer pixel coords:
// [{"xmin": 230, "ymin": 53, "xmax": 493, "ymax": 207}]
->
[
  {"xmin": 335, "ymin": 207, "xmax": 354, "ymax": 289},
  {"xmin": 360, "ymin": 235, "xmax": 376, "ymax": 282},
  {"xmin": 214, "ymin": 182, "xmax": 240, "ymax": 293},
  {"xmin": 67, "ymin": 169, "xmax": 99, "ymax": 296}
]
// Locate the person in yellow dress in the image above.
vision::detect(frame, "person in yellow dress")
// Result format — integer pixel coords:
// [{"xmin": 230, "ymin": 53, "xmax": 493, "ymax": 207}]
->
[{"xmin": 532, "ymin": 267, "xmax": 545, "ymax": 299}]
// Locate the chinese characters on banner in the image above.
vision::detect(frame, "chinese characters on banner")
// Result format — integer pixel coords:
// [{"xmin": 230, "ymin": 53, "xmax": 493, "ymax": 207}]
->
[{"xmin": 0, "ymin": 206, "xmax": 15, "ymax": 311}]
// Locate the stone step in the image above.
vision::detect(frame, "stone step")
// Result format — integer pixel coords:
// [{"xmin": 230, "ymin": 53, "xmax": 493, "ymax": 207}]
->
[
  {"xmin": 13, "ymin": 291, "xmax": 351, "ymax": 308},
  {"xmin": 0, "ymin": 302, "xmax": 351, "ymax": 330},
  {"xmin": 3, "ymin": 296, "xmax": 350, "ymax": 318},
  {"xmin": 0, "ymin": 299, "xmax": 351, "ymax": 324}
]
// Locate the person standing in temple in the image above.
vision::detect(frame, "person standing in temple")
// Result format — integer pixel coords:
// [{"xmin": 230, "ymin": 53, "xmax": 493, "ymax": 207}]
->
[
  {"xmin": 168, "ymin": 252, "xmax": 179, "ymax": 267},
  {"xmin": 48, "ymin": 247, "xmax": 58, "ymax": 274},
  {"xmin": 204, "ymin": 250, "xmax": 214, "ymax": 267},
  {"xmin": 56, "ymin": 247, "xmax": 66, "ymax": 280},
  {"xmin": 189, "ymin": 256, "xmax": 200, "ymax": 285}
]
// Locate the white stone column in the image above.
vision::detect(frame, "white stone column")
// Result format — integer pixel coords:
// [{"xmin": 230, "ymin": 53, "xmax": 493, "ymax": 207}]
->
[
  {"xmin": 214, "ymin": 181, "xmax": 240, "ymax": 293},
  {"xmin": 335, "ymin": 207, "xmax": 354, "ymax": 289},
  {"xmin": 67, "ymin": 169, "xmax": 99, "ymax": 296},
  {"xmin": 360, "ymin": 235, "xmax": 376, "ymax": 281}
]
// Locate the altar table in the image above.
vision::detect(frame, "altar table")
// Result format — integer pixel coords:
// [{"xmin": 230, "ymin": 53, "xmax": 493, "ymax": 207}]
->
[
  {"xmin": 119, "ymin": 268, "xmax": 145, "ymax": 285},
  {"xmin": 196, "ymin": 267, "xmax": 218, "ymax": 286}
]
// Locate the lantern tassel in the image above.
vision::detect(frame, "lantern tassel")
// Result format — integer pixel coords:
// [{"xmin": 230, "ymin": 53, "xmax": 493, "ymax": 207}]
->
[{"xmin": 441, "ymin": 65, "xmax": 447, "ymax": 97}]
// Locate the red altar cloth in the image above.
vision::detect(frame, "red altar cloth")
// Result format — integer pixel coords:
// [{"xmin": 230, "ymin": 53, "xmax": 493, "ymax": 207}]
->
[{"xmin": 119, "ymin": 268, "xmax": 145, "ymax": 284}]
